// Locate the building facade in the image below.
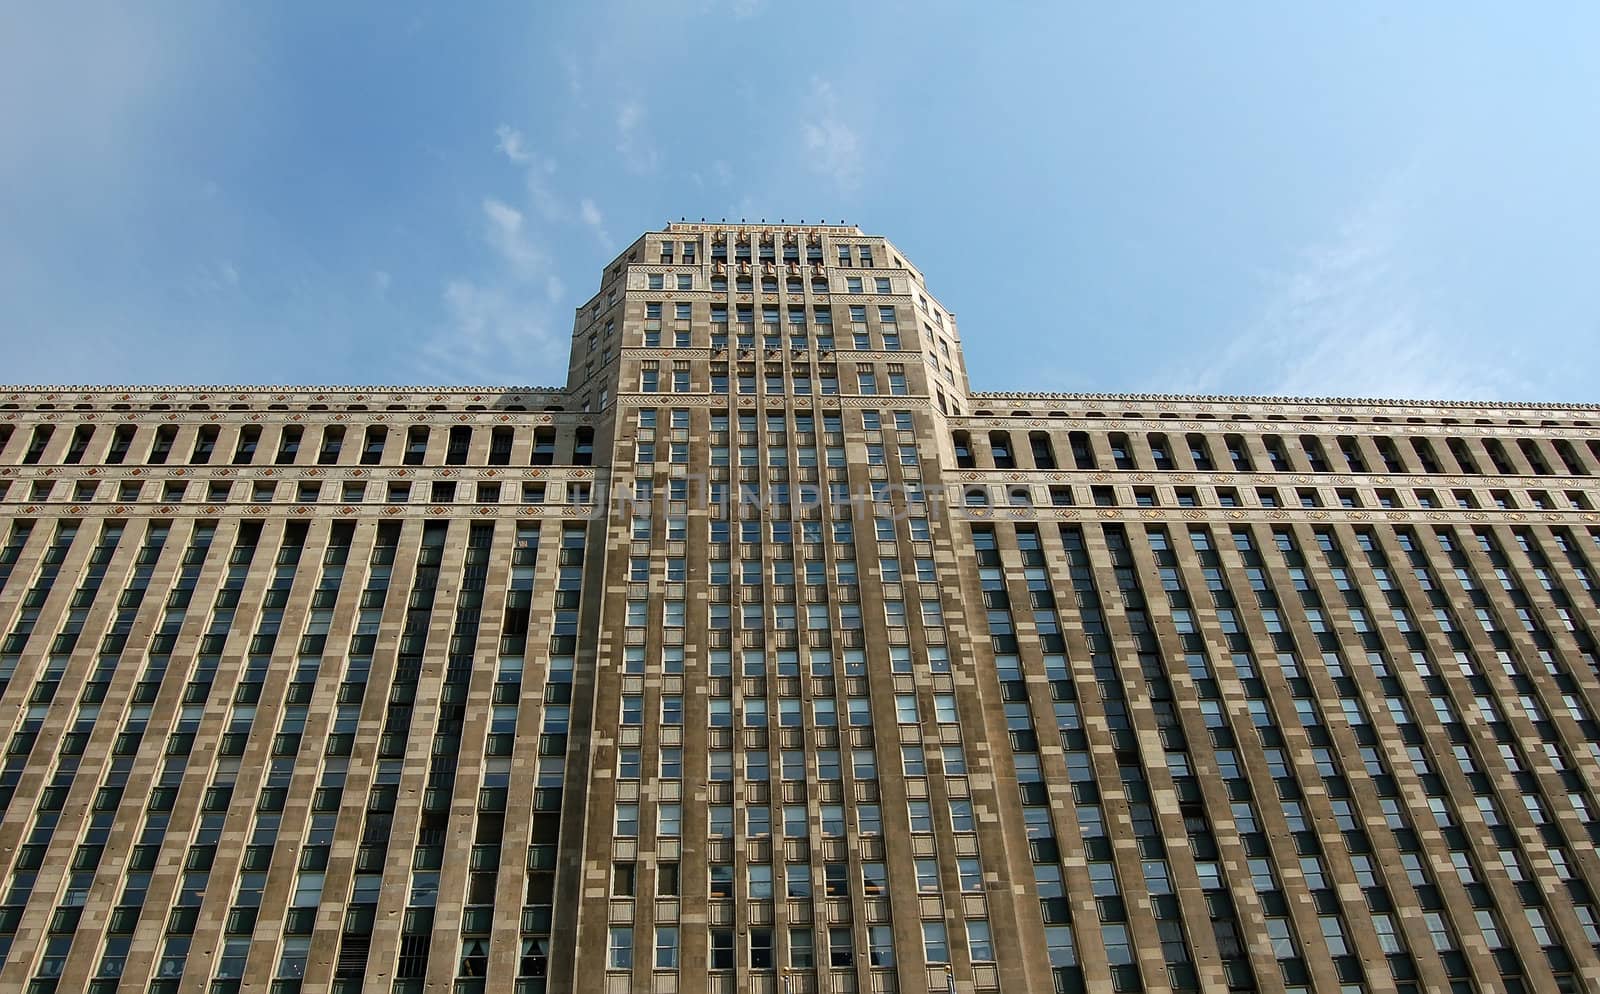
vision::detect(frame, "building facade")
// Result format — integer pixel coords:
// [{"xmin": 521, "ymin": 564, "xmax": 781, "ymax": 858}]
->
[{"xmin": 0, "ymin": 223, "xmax": 1598, "ymax": 994}]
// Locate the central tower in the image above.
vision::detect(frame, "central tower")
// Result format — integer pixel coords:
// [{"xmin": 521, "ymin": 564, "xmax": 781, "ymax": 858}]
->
[{"xmin": 555, "ymin": 223, "xmax": 1053, "ymax": 992}]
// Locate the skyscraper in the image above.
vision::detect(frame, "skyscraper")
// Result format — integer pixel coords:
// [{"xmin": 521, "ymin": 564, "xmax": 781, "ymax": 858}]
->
[{"xmin": 0, "ymin": 222, "xmax": 1598, "ymax": 994}]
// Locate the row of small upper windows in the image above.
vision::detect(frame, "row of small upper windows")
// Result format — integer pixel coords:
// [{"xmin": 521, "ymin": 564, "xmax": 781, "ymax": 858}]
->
[
  {"xmin": 587, "ymin": 303, "xmax": 900, "ymax": 355},
  {"xmin": 0, "ymin": 423, "xmax": 594, "ymax": 468},
  {"xmin": 701, "ymin": 241, "xmax": 875, "ymax": 266},
  {"xmin": 636, "ymin": 409, "xmax": 917, "ymax": 432},
  {"xmin": 952, "ymin": 428, "xmax": 1600, "ymax": 478},
  {"xmin": 642, "ymin": 367, "xmax": 909, "ymax": 395},
  {"xmin": 633, "ymin": 327, "xmax": 905, "ymax": 351},
  {"xmin": 643, "ymin": 239, "xmax": 879, "ymax": 266},
  {"xmin": 595, "ymin": 244, "xmax": 883, "ymax": 310},
  {"xmin": 646, "ymin": 272, "xmax": 898, "ymax": 295},
  {"xmin": 646, "ymin": 302, "xmax": 897, "ymax": 325}
]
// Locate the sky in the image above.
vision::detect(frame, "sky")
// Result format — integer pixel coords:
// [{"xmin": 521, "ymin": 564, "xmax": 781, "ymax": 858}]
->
[{"xmin": 2, "ymin": 3, "xmax": 1598, "ymax": 402}]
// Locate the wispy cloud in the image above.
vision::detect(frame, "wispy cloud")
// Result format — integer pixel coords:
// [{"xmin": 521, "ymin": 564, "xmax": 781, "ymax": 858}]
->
[
  {"xmin": 424, "ymin": 280, "xmax": 565, "ymax": 384},
  {"xmin": 494, "ymin": 123, "xmax": 532, "ymax": 165},
  {"xmin": 558, "ymin": 52, "xmax": 582, "ymax": 97},
  {"xmin": 1185, "ymin": 171, "xmax": 1521, "ymax": 401},
  {"xmin": 693, "ymin": 158, "xmax": 734, "ymax": 190},
  {"xmin": 495, "ymin": 123, "xmax": 566, "ymax": 220},
  {"xmin": 615, "ymin": 100, "xmax": 660, "ymax": 174},
  {"xmin": 579, "ymin": 197, "xmax": 614, "ymax": 252},
  {"xmin": 482, "ymin": 198, "xmax": 546, "ymax": 278},
  {"xmin": 800, "ymin": 78, "xmax": 861, "ymax": 191},
  {"xmin": 417, "ymin": 160, "xmax": 570, "ymax": 384}
]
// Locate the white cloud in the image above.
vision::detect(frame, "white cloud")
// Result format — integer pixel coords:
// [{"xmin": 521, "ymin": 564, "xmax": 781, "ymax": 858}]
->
[
  {"xmin": 495, "ymin": 123, "xmax": 533, "ymax": 165},
  {"xmin": 417, "ymin": 168, "xmax": 569, "ymax": 384},
  {"xmin": 415, "ymin": 126, "xmax": 607, "ymax": 385},
  {"xmin": 373, "ymin": 270, "xmax": 391, "ymax": 295},
  {"xmin": 219, "ymin": 261, "xmax": 239, "ymax": 286},
  {"xmin": 800, "ymin": 79, "xmax": 861, "ymax": 191},
  {"xmin": 498, "ymin": 123, "xmax": 565, "ymax": 220},
  {"xmin": 1188, "ymin": 171, "xmax": 1520, "ymax": 401},
  {"xmin": 579, "ymin": 197, "xmax": 614, "ymax": 251},
  {"xmin": 615, "ymin": 100, "xmax": 660, "ymax": 173},
  {"xmin": 422, "ymin": 279, "xmax": 565, "ymax": 384},
  {"xmin": 559, "ymin": 53, "xmax": 582, "ymax": 96},
  {"xmin": 523, "ymin": 164, "xmax": 565, "ymax": 222},
  {"xmin": 482, "ymin": 198, "xmax": 546, "ymax": 279}
]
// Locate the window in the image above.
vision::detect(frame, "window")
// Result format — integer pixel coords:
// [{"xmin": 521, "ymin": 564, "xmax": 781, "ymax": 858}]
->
[
  {"xmin": 783, "ymin": 862, "xmax": 813, "ymax": 899},
  {"xmin": 749, "ymin": 928, "xmax": 774, "ymax": 969},
  {"xmin": 277, "ymin": 937, "xmax": 310, "ymax": 979},
  {"xmin": 655, "ymin": 926, "xmax": 679, "ymax": 968},
  {"xmin": 908, "ymin": 800, "xmax": 934, "ymax": 832},
  {"xmin": 658, "ymin": 863, "xmax": 680, "ymax": 896},
  {"xmin": 608, "ymin": 927, "xmax": 633, "ymax": 969},
  {"xmin": 967, "ymin": 919, "xmax": 994, "ymax": 961},
  {"xmin": 605, "ymin": 863, "xmax": 637, "ymax": 901},
  {"xmin": 862, "ymin": 862, "xmax": 888, "ymax": 896},
  {"xmin": 789, "ymin": 928, "xmax": 815, "ymax": 968},
  {"xmin": 747, "ymin": 805, "xmax": 771, "ymax": 838},
  {"xmin": 710, "ymin": 929, "xmax": 734, "ymax": 970},
  {"xmin": 950, "ymin": 799, "xmax": 975, "ymax": 832},
  {"xmin": 233, "ymin": 426, "xmax": 261, "ymax": 464},
  {"xmin": 959, "ymin": 857, "xmax": 983, "ymax": 892},
  {"xmin": 868, "ymin": 926, "xmax": 895, "ymax": 967},
  {"xmin": 829, "ymin": 928, "xmax": 853, "ymax": 967}
]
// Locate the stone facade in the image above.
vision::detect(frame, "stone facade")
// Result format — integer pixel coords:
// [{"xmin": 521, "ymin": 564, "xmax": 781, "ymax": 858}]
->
[{"xmin": 0, "ymin": 223, "xmax": 1598, "ymax": 994}]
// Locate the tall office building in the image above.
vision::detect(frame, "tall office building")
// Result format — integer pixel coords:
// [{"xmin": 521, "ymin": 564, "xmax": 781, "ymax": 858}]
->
[{"xmin": 0, "ymin": 223, "xmax": 1597, "ymax": 994}]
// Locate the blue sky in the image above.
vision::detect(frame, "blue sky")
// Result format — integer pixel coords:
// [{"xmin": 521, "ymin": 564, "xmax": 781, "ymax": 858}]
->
[{"xmin": 3, "ymin": 3, "xmax": 1598, "ymax": 401}]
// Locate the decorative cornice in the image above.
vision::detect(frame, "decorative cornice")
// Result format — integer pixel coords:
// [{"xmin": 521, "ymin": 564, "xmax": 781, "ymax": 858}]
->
[
  {"xmin": 966, "ymin": 391, "xmax": 1600, "ymax": 413},
  {"xmin": 0, "ymin": 384, "xmax": 568, "ymax": 395}
]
